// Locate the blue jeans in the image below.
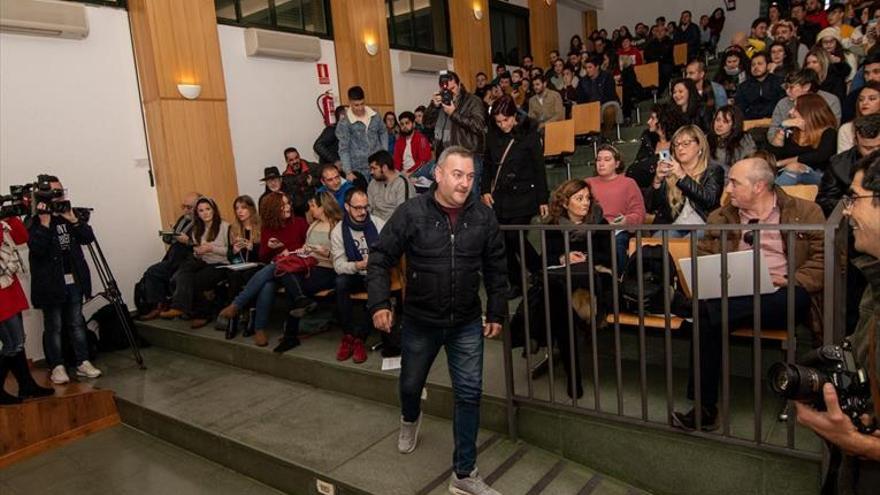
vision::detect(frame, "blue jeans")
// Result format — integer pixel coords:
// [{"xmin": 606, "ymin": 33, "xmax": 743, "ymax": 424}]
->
[
  {"xmin": 0, "ymin": 313, "xmax": 26, "ymax": 357},
  {"xmin": 775, "ymin": 166, "xmax": 823, "ymax": 185},
  {"xmin": 400, "ymin": 318, "xmax": 484, "ymax": 477},
  {"xmin": 41, "ymin": 284, "xmax": 89, "ymax": 367},
  {"xmin": 232, "ymin": 263, "xmax": 276, "ymax": 330}
]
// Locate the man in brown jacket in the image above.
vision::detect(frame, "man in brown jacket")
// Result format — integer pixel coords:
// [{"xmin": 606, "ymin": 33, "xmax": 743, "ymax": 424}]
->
[
  {"xmin": 527, "ymin": 71, "xmax": 564, "ymax": 132},
  {"xmin": 672, "ymin": 157, "xmax": 825, "ymax": 431}
]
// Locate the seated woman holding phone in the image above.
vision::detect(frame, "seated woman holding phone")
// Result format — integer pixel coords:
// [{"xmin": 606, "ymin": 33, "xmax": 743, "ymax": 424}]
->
[
  {"xmin": 272, "ymin": 192, "xmax": 343, "ymax": 354},
  {"xmin": 218, "ymin": 192, "xmax": 307, "ymax": 347},
  {"xmin": 219, "ymin": 195, "xmax": 261, "ymax": 339},
  {"xmin": 642, "ymin": 125, "xmax": 724, "ymax": 238},
  {"xmin": 586, "ymin": 145, "xmax": 646, "ymax": 272},
  {"xmin": 767, "ymin": 92, "xmax": 837, "ymax": 185}
]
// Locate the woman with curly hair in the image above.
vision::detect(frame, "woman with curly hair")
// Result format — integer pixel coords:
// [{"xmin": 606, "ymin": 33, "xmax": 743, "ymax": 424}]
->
[
  {"xmin": 670, "ymin": 78, "xmax": 710, "ymax": 132},
  {"xmin": 643, "ymin": 125, "xmax": 724, "ymax": 236},
  {"xmin": 768, "ymin": 40, "xmax": 796, "ymax": 80},
  {"xmin": 541, "ymin": 179, "xmax": 612, "ymax": 399},
  {"xmin": 219, "ymin": 192, "xmax": 308, "ymax": 346}
]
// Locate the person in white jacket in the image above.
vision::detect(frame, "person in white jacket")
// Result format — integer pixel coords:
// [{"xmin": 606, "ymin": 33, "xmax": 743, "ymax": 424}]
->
[{"xmin": 330, "ymin": 188, "xmax": 385, "ymax": 364}]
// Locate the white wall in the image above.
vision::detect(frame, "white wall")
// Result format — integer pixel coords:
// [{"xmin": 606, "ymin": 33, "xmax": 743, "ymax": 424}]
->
[
  {"xmin": 217, "ymin": 26, "xmax": 340, "ymax": 202},
  {"xmin": 596, "ymin": 1, "xmax": 760, "ymax": 50},
  {"xmin": 389, "ymin": 49, "xmax": 452, "ymax": 114},
  {"xmin": 0, "ymin": 5, "xmax": 162, "ymax": 359},
  {"xmin": 558, "ymin": 2, "xmax": 584, "ymax": 57}
]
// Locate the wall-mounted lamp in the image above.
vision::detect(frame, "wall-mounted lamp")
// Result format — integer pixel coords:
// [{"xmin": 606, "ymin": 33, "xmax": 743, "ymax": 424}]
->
[
  {"xmin": 544, "ymin": 0, "xmax": 553, "ymax": 5},
  {"xmin": 177, "ymin": 83, "xmax": 202, "ymax": 100},
  {"xmin": 364, "ymin": 34, "xmax": 378, "ymax": 56},
  {"xmin": 472, "ymin": 2, "xmax": 483, "ymax": 20}
]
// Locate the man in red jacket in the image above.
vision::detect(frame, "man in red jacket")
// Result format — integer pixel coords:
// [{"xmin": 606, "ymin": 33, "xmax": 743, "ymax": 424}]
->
[{"xmin": 393, "ymin": 111, "xmax": 433, "ymax": 178}]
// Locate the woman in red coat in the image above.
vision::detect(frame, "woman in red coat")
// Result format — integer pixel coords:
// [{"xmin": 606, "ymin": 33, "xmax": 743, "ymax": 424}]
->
[{"xmin": 1, "ymin": 216, "xmax": 54, "ymax": 405}]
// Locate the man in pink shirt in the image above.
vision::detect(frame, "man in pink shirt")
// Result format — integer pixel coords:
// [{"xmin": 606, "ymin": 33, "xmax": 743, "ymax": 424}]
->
[{"xmin": 672, "ymin": 157, "xmax": 825, "ymax": 431}]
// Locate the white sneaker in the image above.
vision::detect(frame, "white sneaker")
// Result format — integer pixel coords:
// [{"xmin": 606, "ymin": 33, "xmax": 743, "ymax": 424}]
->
[
  {"xmin": 449, "ymin": 469, "xmax": 500, "ymax": 495},
  {"xmin": 76, "ymin": 360, "xmax": 102, "ymax": 379},
  {"xmin": 398, "ymin": 413, "xmax": 422, "ymax": 454},
  {"xmin": 50, "ymin": 365, "xmax": 70, "ymax": 384}
]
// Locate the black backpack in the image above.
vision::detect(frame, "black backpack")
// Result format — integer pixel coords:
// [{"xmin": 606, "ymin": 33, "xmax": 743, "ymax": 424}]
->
[
  {"xmin": 619, "ymin": 245, "xmax": 686, "ymax": 315},
  {"xmin": 89, "ymin": 301, "xmax": 150, "ymax": 352},
  {"xmin": 133, "ymin": 276, "xmax": 150, "ymax": 316}
]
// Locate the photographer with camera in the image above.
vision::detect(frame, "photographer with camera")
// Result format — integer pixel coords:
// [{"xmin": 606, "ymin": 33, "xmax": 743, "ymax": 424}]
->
[
  {"xmin": 423, "ymin": 71, "xmax": 487, "ymax": 195},
  {"xmin": 1, "ymin": 213, "xmax": 55, "ymax": 404},
  {"xmin": 27, "ymin": 175, "xmax": 102, "ymax": 384},
  {"xmin": 795, "ymin": 153, "xmax": 880, "ymax": 494}
]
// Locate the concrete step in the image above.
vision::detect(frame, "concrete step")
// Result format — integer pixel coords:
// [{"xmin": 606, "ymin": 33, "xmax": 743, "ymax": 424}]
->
[
  {"xmin": 130, "ymin": 319, "xmax": 822, "ymax": 495},
  {"xmin": 96, "ymin": 347, "xmax": 647, "ymax": 495}
]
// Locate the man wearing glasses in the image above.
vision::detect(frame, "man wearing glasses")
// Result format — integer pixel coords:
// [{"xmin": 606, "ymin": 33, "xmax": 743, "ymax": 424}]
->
[
  {"xmin": 139, "ymin": 191, "xmax": 200, "ymax": 321},
  {"xmin": 672, "ymin": 156, "xmax": 825, "ymax": 431},
  {"xmin": 797, "ymin": 153, "xmax": 880, "ymax": 494},
  {"xmin": 330, "ymin": 188, "xmax": 385, "ymax": 364}
]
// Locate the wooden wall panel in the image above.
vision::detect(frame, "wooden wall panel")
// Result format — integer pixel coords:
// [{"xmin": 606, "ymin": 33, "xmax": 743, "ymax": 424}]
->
[
  {"xmin": 529, "ymin": 0, "xmax": 558, "ymax": 69},
  {"xmin": 583, "ymin": 9, "xmax": 597, "ymax": 40},
  {"xmin": 130, "ymin": 0, "xmax": 239, "ymax": 227},
  {"xmin": 129, "ymin": 0, "xmax": 227, "ymax": 103},
  {"xmin": 329, "ymin": 0, "xmax": 394, "ymax": 113},
  {"xmin": 449, "ymin": 0, "xmax": 492, "ymax": 92}
]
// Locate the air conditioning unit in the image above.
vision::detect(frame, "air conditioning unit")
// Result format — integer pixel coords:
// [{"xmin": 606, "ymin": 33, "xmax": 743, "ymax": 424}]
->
[
  {"xmin": 399, "ymin": 51, "xmax": 451, "ymax": 74},
  {"xmin": 0, "ymin": 0, "xmax": 89, "ymax": 39},
  {"xmin": 244, "ymin": 28, "xmax": 322, "ymax": 61}
]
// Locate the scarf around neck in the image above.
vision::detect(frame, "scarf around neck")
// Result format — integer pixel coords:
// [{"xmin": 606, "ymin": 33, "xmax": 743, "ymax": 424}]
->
[{"xmin": 342, "ymin": 211, "xmax": 379, "ymax": 262}]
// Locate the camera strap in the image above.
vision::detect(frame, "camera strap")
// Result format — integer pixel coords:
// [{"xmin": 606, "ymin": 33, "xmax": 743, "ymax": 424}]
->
[{"xmin": 490, "ymin": 138, "xmax": 515, "ymax": 196}]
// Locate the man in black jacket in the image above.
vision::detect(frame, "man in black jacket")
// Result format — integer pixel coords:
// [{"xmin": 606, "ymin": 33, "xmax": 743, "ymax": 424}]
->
[
  {"xmin": 368, "ymin": 146, "xmax": 506, "ymax": 495},
  {"xmin": 577, "ymin": 56, "xmax": 622, "ymax": 132},
  {"xmin": 817, "ymin": 115, "xmax": 880, "ymax": 335},
  {"xmin": 644, "ymin": 25, "xmax": 675, "ymax": 91},
  {"xmin": 675, "ymin": 11, "xmax": 701, "ymax": 60},
  {"xmin": 27, "ymin": 175, "xmax": 102, "ymax": 385},
  {"xmin": 735, "ymin": 52, "xmax": 786, "ymax": 119},
  {"xmin": 313, "ymin": 105, "xmax": 346, "ymax": 166}
]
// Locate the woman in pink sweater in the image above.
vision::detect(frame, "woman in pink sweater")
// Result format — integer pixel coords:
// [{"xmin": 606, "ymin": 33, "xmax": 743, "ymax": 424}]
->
[{"xmin": 585, "ymin": 144, "xmax": 646, "ymax": 271}]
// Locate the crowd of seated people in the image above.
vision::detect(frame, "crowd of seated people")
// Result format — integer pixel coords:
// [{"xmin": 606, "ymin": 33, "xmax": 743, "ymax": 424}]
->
[{"xmin": 133, "ymin": 1, "xmax": 878, "ymax": 439}]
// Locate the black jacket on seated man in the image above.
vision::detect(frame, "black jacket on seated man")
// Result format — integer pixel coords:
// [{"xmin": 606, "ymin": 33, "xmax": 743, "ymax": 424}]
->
[
  {"xmin": 366, "ymin": 183, "xmax": 508, "ymax": 327},
  {"xmin": 817, "ymin": 147, "xmax": 861, "ymax": 217},
  {"xmin": 575, "ymin": 70, "xmax": 618, "ymax": 105},
  {"xmin": 734, "ymin": 73, "xmax": 785, "ymax": 120}
]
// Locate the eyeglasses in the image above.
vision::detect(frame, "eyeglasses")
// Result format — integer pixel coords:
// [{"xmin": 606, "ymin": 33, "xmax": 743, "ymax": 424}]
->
[
  {"xmin": 842, "ymin": 193, "xmax": 879, "ymax": 209},
  {"xmin": 673, "ymin": 139, "xmax": 696, "ymax": 148},
  {"xmin": 743, "ymin": 218, "xmax": 760, "ymax": 246}
]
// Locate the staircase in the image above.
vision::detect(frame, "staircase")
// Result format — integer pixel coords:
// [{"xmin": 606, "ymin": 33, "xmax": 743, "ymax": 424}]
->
[{"xmin": 95, "ymin": 341, "xmax": 647, "ymax": 495}]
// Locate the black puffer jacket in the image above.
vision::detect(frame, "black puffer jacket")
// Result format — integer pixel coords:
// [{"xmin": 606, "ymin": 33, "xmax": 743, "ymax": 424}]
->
[
  {"xmin": 642, "ymin": 164, "xmax": 724, "ymax": 224},
  {"xmin": 367, "ymin": 186, "xmax": 508, "ymax": 327},
  {"xmin": 480, "ymin": 116, "xmax": 549, "ymax": 219},
  {"xmin": 27, "ymin": 216, "xmax": 94, "ymax": 308}
]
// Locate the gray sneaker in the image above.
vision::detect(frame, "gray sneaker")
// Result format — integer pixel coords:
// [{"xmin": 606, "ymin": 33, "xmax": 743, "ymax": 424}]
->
[
  {"xmin": 448, "ymin": 468, "xmax": 500, "ymax": 495},
  {"xmin": 398, "ymin": 413, "xmax": 422, "ymax": 454}
]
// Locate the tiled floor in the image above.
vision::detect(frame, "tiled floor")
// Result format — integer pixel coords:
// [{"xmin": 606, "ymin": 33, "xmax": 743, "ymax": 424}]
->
[{"xmin": 0, "ymin": 426, "xmax": 282, "ymax": 495}]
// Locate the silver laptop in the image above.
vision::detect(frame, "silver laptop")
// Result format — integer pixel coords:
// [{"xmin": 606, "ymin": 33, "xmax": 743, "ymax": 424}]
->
[{"xmin": 678, "ymin": 250, "xmax": 777, "ymax": 300}]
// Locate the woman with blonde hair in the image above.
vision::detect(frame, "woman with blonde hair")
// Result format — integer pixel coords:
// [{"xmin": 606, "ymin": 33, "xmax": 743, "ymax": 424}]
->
[
  {"xmin": 804, "ymin": 47, "xmax": 848, "ymax": 104},
  {"xmin": 643, "ymin": 125, "xmax": 724, "ymax": 237},
  {"xmin": 769, "ymin": 92, "xmax": 837, "ymax": 185}
]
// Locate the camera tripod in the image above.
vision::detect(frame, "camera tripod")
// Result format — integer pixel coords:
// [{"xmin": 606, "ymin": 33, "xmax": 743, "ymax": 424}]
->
[{"xmin": 83, "ymin": 230, "xmax": 146, "ymax": 369}]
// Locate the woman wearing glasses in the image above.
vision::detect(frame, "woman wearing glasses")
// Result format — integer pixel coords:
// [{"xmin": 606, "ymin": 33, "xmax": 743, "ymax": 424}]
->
[{"xmin": 643, "ymin": 125, "xmax": 724, "ymax": 237}]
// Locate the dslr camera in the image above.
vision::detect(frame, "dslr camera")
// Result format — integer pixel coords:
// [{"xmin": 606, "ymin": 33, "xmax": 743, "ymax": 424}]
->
[
  {"xmin": 768, "ymin": 339, "xmax": 877, "ymax": 434},
  {"xmin": 439, "ymin": 71, "xmax": 453, "ymax": 106}
]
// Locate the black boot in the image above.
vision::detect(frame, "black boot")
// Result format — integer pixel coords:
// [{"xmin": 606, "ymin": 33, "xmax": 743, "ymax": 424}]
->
[
  {"xmin": 225, "ymin": 314, "xmax": 239, "ymax": 340},
  {"xmin": 273, "ymin": 320, "xmax": 300, "ymax": 354},
  {"xmin": 9, "ymin": 351, "xmax": 54, "ymax": 399},
  {"xmin": 0, "ymin": 356, "xmax": 23, "ymax": 406}
]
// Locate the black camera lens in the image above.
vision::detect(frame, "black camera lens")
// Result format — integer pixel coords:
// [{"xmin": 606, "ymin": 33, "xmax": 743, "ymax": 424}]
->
[{"xmin": 768, "ymin": 362, "xmax": 830, "ymax": 401}]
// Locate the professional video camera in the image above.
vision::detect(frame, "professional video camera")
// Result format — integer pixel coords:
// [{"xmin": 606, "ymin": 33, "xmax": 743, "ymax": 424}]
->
[
  {"xmin": 769, "ymin": 340, "xmax": 877, "ymax": 434},
  {"xmin": 0, "ymin": 178, "xmax": 92, "ymax": 220}
]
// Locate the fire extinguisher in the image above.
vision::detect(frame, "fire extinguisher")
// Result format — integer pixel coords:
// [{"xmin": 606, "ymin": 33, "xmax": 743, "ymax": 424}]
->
[{"xmin": 317, "ymin": 91, "xmax": 335, "ymax": 126}]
